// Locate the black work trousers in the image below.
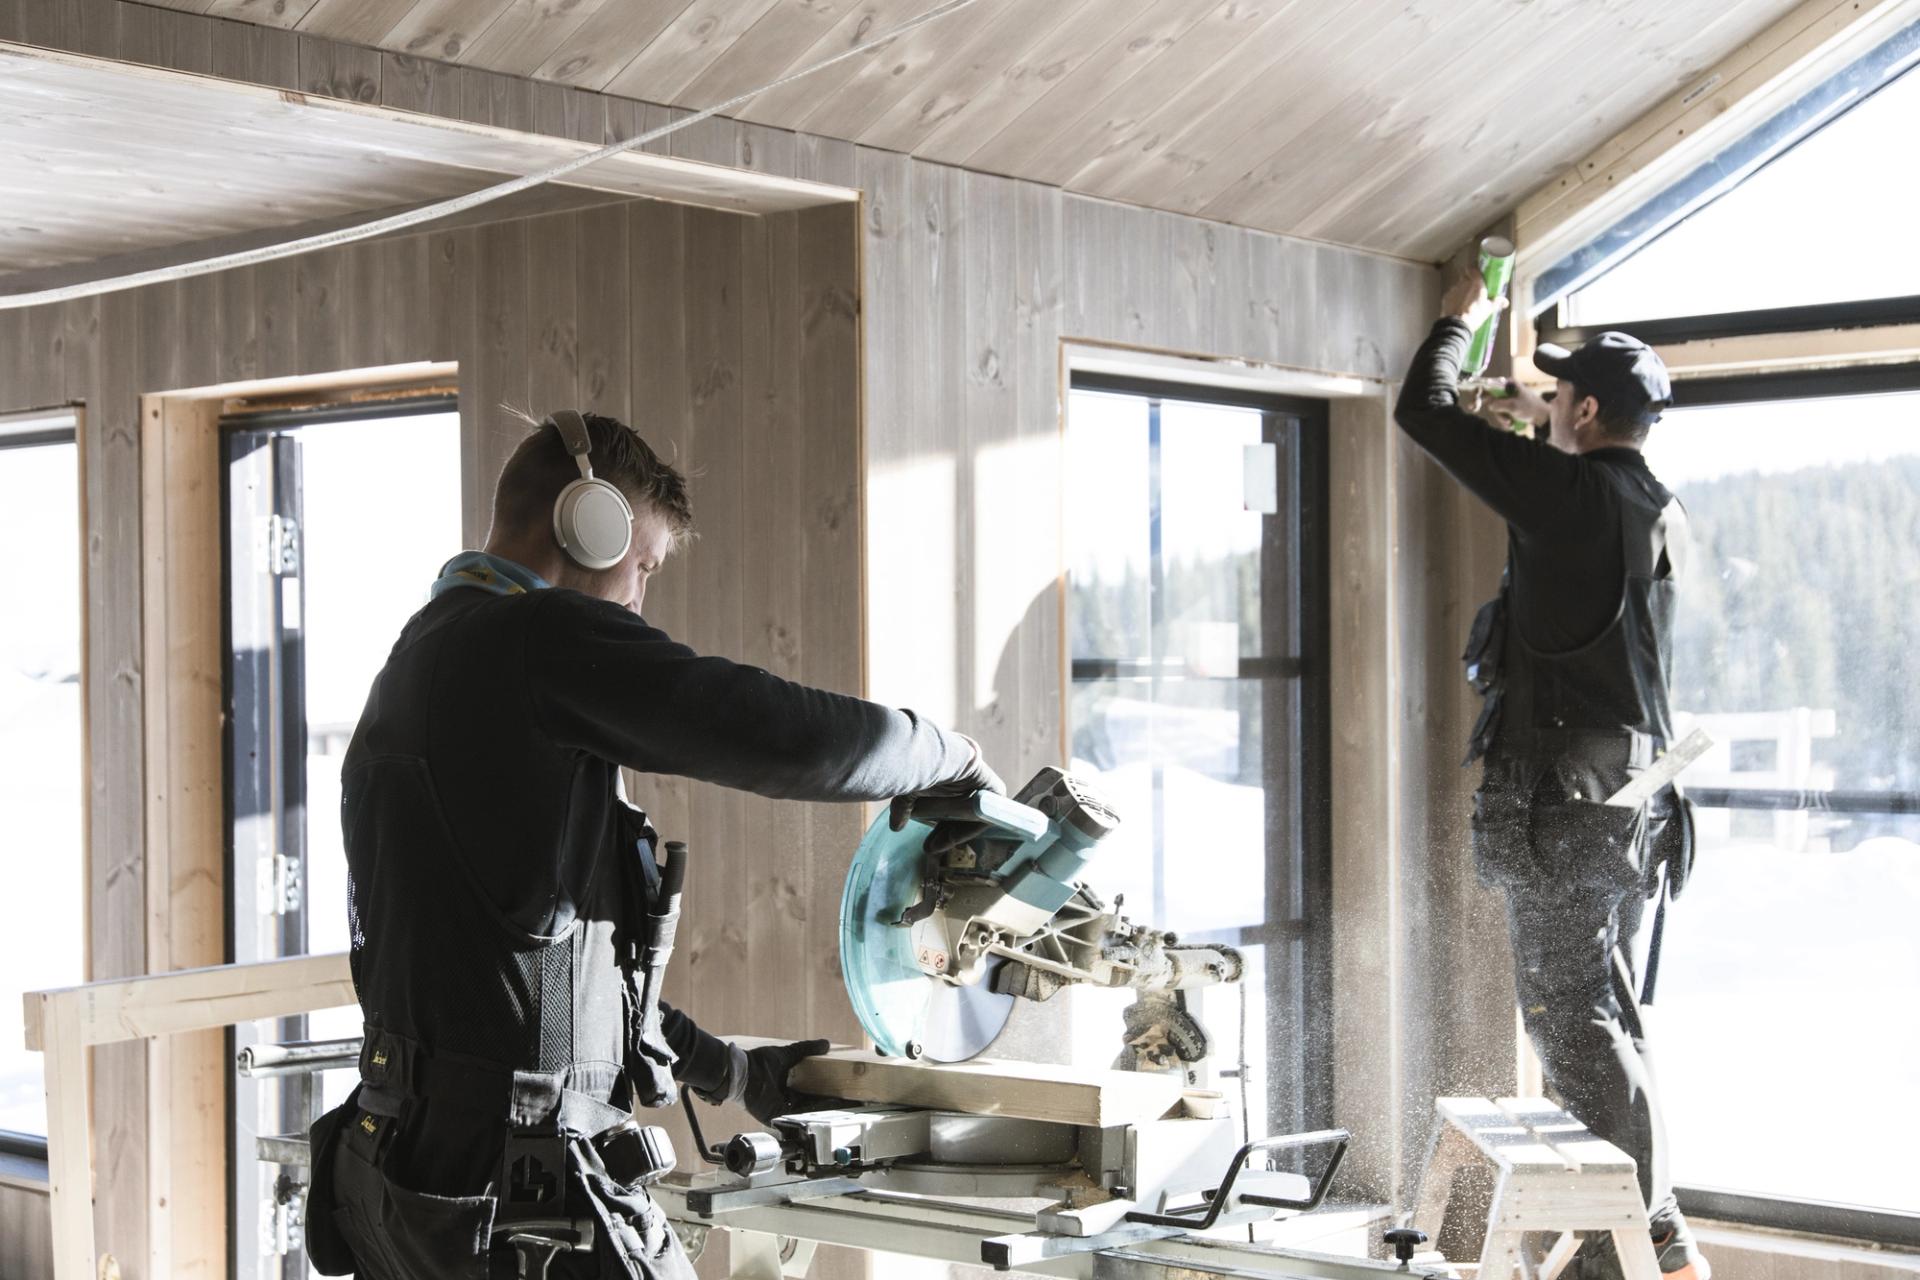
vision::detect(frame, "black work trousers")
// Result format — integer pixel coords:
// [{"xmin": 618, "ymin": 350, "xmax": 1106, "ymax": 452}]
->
[{"xmin": 1473, "ymin": 752, "xmax": 1677, "ymax": 1230}]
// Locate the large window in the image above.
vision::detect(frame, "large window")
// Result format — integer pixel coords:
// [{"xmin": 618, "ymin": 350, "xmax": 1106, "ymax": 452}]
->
[
  {"xmin": 1063, "ymin": 375, "xmax": 1331, "ymax": 1152},
  {"xmin": 0, "ymin": 411, "xmax": 83, "ymax": 1145},
  {"xmin": 1537, "ymin": 18, "xmax": 1920, "ymax": 338},
  {"xmin": 1643, "ymin": 372, "xmax": 1920, "ymax": 1236}
]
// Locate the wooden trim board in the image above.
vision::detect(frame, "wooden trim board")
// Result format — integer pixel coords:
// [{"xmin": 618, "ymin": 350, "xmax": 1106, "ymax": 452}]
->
[{"xmin": 728, "ymin": 1037, "xmax": 1186, "ymax": 1129}]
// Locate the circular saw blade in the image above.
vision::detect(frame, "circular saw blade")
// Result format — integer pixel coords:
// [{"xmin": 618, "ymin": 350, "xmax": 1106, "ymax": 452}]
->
[{"xmin": 839, "ymin": 809, "xmax": 1014, "ymax": 1062}]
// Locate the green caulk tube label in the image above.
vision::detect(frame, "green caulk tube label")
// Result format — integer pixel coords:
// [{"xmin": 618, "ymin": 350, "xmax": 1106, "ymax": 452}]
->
[{"xmin": 1462, "ymin": 234, "xmax": 1515, "ymax": 376}]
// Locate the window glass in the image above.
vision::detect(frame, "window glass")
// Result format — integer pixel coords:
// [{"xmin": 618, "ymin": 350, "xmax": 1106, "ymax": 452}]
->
[
  {"xmin": 0, "ymin": 423, "xmax": 82, "ymax": 1138},
  {"xmin": 1562, "ymin": 60, "xmax": 1920, "ymax": 325},
  {"xmin": 1065, "ymin": 382, "xmax": 1325, "ymax": 1150},
  {"xmin": 1644, "ymin": 387, "xmax": 1920, "ymax": 1213}
]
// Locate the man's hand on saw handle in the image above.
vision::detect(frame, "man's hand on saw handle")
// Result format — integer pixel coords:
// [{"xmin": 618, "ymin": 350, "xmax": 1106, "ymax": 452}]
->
[
  {"xmin": 697, "ymin": 1038, "xmax": 838, "ymax": 1125},
  {"xmin": 890, "ymin": 734, "xmax": 1007, "ymax": 854}
]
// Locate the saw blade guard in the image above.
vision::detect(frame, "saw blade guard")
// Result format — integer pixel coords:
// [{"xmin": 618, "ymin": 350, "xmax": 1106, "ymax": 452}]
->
[{"xmin": 839, "ymin": 794, "xmax": 1050, "ymax": 1061}]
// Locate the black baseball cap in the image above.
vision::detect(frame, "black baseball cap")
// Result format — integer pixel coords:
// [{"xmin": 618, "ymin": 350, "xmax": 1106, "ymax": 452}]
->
[{"xmin": 1533, "ymin": 331, "xmax": 1672, "ymax": 424}]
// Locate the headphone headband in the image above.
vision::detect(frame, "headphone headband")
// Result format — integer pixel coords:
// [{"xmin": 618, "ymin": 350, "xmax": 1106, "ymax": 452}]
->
[{"xmin": 549, "ymin": 409, "xmax": 595, "ymax": 481}]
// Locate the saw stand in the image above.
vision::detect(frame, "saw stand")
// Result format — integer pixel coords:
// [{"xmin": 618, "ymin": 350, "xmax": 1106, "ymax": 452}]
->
[{"xmin": 1409, "ymin": 1097, "xmax": 1660, "ymax": 1280}]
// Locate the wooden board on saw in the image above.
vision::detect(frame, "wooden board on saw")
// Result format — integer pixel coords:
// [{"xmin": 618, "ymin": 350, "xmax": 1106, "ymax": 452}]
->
[{"xmin": 728, "ymin": 1037, "xmax": 1184, "ymax": 1129}]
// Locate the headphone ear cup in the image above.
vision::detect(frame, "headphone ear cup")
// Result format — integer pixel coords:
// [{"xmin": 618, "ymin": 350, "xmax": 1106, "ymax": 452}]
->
[{"xmin": 553, "ymin": 478, "xmax": 633, "ymax": 571}]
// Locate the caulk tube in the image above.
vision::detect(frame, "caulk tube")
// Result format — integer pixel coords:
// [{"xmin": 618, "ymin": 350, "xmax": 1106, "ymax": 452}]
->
[{"xmin": 1461, "ymin": 235, "xmax": 1515, "ymax": 376}]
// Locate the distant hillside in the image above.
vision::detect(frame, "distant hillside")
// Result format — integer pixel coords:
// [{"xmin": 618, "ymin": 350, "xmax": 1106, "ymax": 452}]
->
[{"xmin": 1671, "ymin": 455, "xmax": 1920, "ymax": 793}]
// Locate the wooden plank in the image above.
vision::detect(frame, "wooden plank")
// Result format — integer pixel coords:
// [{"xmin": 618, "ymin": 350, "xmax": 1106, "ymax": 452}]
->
[
  {"xmin": 859, "ymin": 0, "xmax": 1098, "ymax": 156},
  {"xmin": 294, "ymin": 245, "xmax": 346, "ymax": 376},
  {"xmin": 528, "ymin": 0, "xmax": 700, "ymax": 90},
  {"xmin": 680, "ymin": 204, "xmax": 750, "ymax": 1048},
  {"xmin": 457, "ymin": 0, "xmax": 620, "ymax": 76},
  {"xmin": 731, "ymin": 0, "xmax": 933, "ymax": 128},
  {"xmin": 525, "ymin": 210, "xmax": 580, "ymax": 416},
  {"xmin": 793, "ymin": 200, "xmax": 864, "ymax": 1042},
  {"xmin": 378, "ymin": 0, "xmax": 513, "ymax": 62},
  {"xmin": 600, "ymin": 0, "xmax": 783, "ymax": 107},
  {"xmin": 674, "ymin": 0, "xmax": 853, "ymax": 113},
  {"xmin": 573, "ymin": 202, "xmax": 631, "ymax": 421},
  {"xmin": 725, "ymin": 1038, "xmax": 1187, "ymax": 1128},
  {"xmin": 296, "ymin": 0, "xmax": 420, "ymax": 47},
  {"xmin": 37, "ymin": 995, "xmax": 92, "ymax": 1280},
  {"xmin": 23, "ymin": 954, "xmax": 356, "ymax": 1051},
  {"xmin": 469, "ymin": 216, "xmax": 531, "ymax": 492},
  {"xmin": 1010, "ymin": 178, "xmax": 1064, "ymax": 780},
  {"xmin": 204, "ymin": 0, "xmax": 323, "ymax": 30},
  {"xmin": 790, "ymin": 0, "xmax": 1024, "ymax": 144}
]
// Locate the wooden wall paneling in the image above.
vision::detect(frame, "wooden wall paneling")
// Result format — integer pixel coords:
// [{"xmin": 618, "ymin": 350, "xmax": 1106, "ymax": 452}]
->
[
  {"xmin": 153, "ymin": 6, "xmax": 214, "ymax": 75},
  {"xmin": 375, "ymin": 233, "xmax": 428, "ymax": 368},
  {"xmin": 233, "ymin": 15, "xmax": 303, "ymax": 91},
  {"xmin": 572, "ymin": 204, "xmax": 630, "ymax": 421},
  {"xmin": 959, "ymin": 168, "xmax": 1020, "ymax": 771},
  {"xmin": 736, "ymin": 121, "xmax": 797, "ymax": 184},
  {"xmin": 469, "ymin": 217, "xmax": 530, "ymax": 492},
  {"xmin": 215, "ymin": 264, "xmax": 259, "ymax": 385},
  {"xmin": 422, "ymin": 226, "xmax": 479, "ymax": 535},
  {"xmin": 296, "ymin": 28, "xmax": 381, "ymax": 101},
  {"xmin": 526, "ymin": 211, "xmax": 580, "ymax": 417},
  {"xmin": 794, "ymin": 200, "xmax": 866, "ymax": 1042},
  {"xmin": 378, "ymin": 0, "xmax": 512, "ymax": 65},
  {"xmin": 378, "ymin": 49, "xmax": 463, "ymax": 116},
  {"xmin": 296, "ymin": 0, "xmax": 418, "ymax": 48},
  {"xmin": 739, "ymin": 207, "xmax": 807, "ymax": 1047},
  {"xmin": 854, "ymin": 0, "xmax": 1094, "ymax": 156},
  {"xmin": 1011, "ymin": 178, "xmax": 1063, "ymax": 780},
  {"xmin": 486, "ymin": 63, "xmax": 535, "ymax": 131},
  {"xmin": 679, "ymin": 205, "xmax": 750, "ymax": 1049},
  {"xmin": 599, "ymin": 0, "xmax": 783, "ymax": 108},
  {"xmin": 947, "ymin": 0, "xmax": 1214, "ymax": 175},
  {"xmin": 626, "ymin": 197, "xmax": 693, "ymax": 917},
  {"xmin": 293, "ymin": 247, "xmax": 345, "ymax": 377},
  {"xmin": 909, "ymin": 0, "xmax": 1161, "ymax": 167},
  {"xmin": 793, "ymin": 133, "xmax": 857, "ymax": 193},
  {"xmin": 1326, "ymin": 393, "xmax": 1403, "ymax": 1202}
]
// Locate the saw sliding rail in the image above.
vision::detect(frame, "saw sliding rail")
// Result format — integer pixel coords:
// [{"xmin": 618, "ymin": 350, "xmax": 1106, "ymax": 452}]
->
[{"xmin": 653, "ymin": 1181, "xmax": 1441, "ymax": 1280}]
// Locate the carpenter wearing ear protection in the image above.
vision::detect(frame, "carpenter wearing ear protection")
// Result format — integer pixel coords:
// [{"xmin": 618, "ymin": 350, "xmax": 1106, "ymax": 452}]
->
[{"xmin": 548, "ymin": 408, "xmax": 634, "ymax": 570}]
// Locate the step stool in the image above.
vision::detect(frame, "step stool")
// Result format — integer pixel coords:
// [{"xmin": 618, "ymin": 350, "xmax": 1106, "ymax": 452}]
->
[{"xmin": 1409, "ymin": 1097, "xmax": 1660, "ymax": 1280}]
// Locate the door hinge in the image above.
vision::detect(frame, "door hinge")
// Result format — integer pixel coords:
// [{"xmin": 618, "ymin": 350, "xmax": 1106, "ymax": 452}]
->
[
  {"xmin": 258, "ymin": 853, "xmax": 302, "ymax": 916},
  {"xmin": 265, "ymin": 513, "xmax": 301, "ymax": 577}
]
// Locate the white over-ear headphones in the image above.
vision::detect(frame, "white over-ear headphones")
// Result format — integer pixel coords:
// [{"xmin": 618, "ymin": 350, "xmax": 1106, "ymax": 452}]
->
[{"xmin": 548, "ymin": 410, "xmax": 633, "ymax": 571}]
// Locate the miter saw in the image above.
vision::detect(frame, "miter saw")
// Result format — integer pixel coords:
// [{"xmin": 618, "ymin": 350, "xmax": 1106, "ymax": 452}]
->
[
  {"xmin": 670, "ymin": 767, "xmax": 1372, "ymax": 1276},
  {"xmin": 841, "ymin": 766, "xmax": 1245, "ymax": 1075}
]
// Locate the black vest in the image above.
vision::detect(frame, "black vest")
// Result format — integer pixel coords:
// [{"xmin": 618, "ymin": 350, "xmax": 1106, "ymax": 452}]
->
[{"xmin": 1477, "ymin": 470, "xmax": 1687, "ymax": 759}]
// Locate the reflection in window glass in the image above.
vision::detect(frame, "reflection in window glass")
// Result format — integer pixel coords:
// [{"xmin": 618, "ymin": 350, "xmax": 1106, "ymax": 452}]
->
[
  {"xmin": 1644, "ymin": 389, "xmax": 1920, "ymax": 1212},
  {"xmin": 1565, "ymin": 62, "xmax": 1920, "ymax": 325},
  {"xmin": 0, "ymin": 425, "xmax": 82, "ymax": 1138}
]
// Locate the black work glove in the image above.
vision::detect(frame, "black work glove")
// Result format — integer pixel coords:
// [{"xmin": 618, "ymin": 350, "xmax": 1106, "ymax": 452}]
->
[
  {"xmin": 694, "ymin": 1039, "xmax": 836, "ymax": 1125},
  {"xmin": 889, "ymin": 735, "xmax": 1007, "ymax": 855}
]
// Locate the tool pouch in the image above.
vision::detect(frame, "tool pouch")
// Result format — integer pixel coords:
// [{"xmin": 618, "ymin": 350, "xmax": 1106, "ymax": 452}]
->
[
  {"xmin": 1527, "ymin": 788, "xmax": 1650, "ymax": 895},
  {"xmin": 304, "ymin": 1091, "xmax": 359, "ymax": 1275},
  {"xmin": 571, "ymin": 1135, "xmax": 697, "ymax": 1280}
]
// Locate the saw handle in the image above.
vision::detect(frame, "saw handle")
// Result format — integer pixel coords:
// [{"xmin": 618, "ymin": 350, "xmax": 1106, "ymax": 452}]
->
[{"xmin": 903, "ymin": 790, "xmax": 1051, "ymax": 842}]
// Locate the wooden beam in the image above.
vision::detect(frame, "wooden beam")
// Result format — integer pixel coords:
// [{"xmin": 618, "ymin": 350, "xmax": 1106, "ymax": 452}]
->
[
  {"xmin": 1514, "ymin": 0, "xmax": 1920, "ymax": 269},
  {"xmin": 23, "ymin": 953, "xmax": 355, "ymax": 1052},
  {"xmin": 725, "ymin": 1038, "xmax": 1186, "ymax": 1129}
]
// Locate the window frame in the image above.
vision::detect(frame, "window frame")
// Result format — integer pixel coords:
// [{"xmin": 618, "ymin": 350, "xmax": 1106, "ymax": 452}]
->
[
  {"xmin": 0, "ymin": 409, "xmax": 81, "ymax": 1161},
  {"xmin": 1657, "ymin": 364, "xmax": 1920, "ymax": 1247},
  {"xmin": 1530, "ymin": 17, "xmax": 1920, "ymax": 342},
  {"xmin": 1065, "ymin": 372, "xmax": 1334, "ymax": 1141}
]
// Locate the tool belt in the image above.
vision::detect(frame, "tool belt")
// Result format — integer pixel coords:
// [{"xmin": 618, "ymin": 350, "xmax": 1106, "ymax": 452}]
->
[{"xmin": 307, "ymin": 1027, "xmax": 687, "ymax": 1280}]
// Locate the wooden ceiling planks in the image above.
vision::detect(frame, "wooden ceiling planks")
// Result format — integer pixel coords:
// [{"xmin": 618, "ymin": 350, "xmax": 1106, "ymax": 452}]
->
[
  {"xmin": 91, "ymin": 0, "xmax": 1822, "ymax": 257},
  {"xmin": 599, "ymin": 0, "xmax": 784, "ymax": 106}
]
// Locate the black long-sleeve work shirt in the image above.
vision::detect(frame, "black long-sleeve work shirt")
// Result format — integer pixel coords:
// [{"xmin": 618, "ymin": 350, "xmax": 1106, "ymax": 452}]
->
[{"xmin": 1393, "ymin": 318, "xmax": 1671, "ymax": 652}]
